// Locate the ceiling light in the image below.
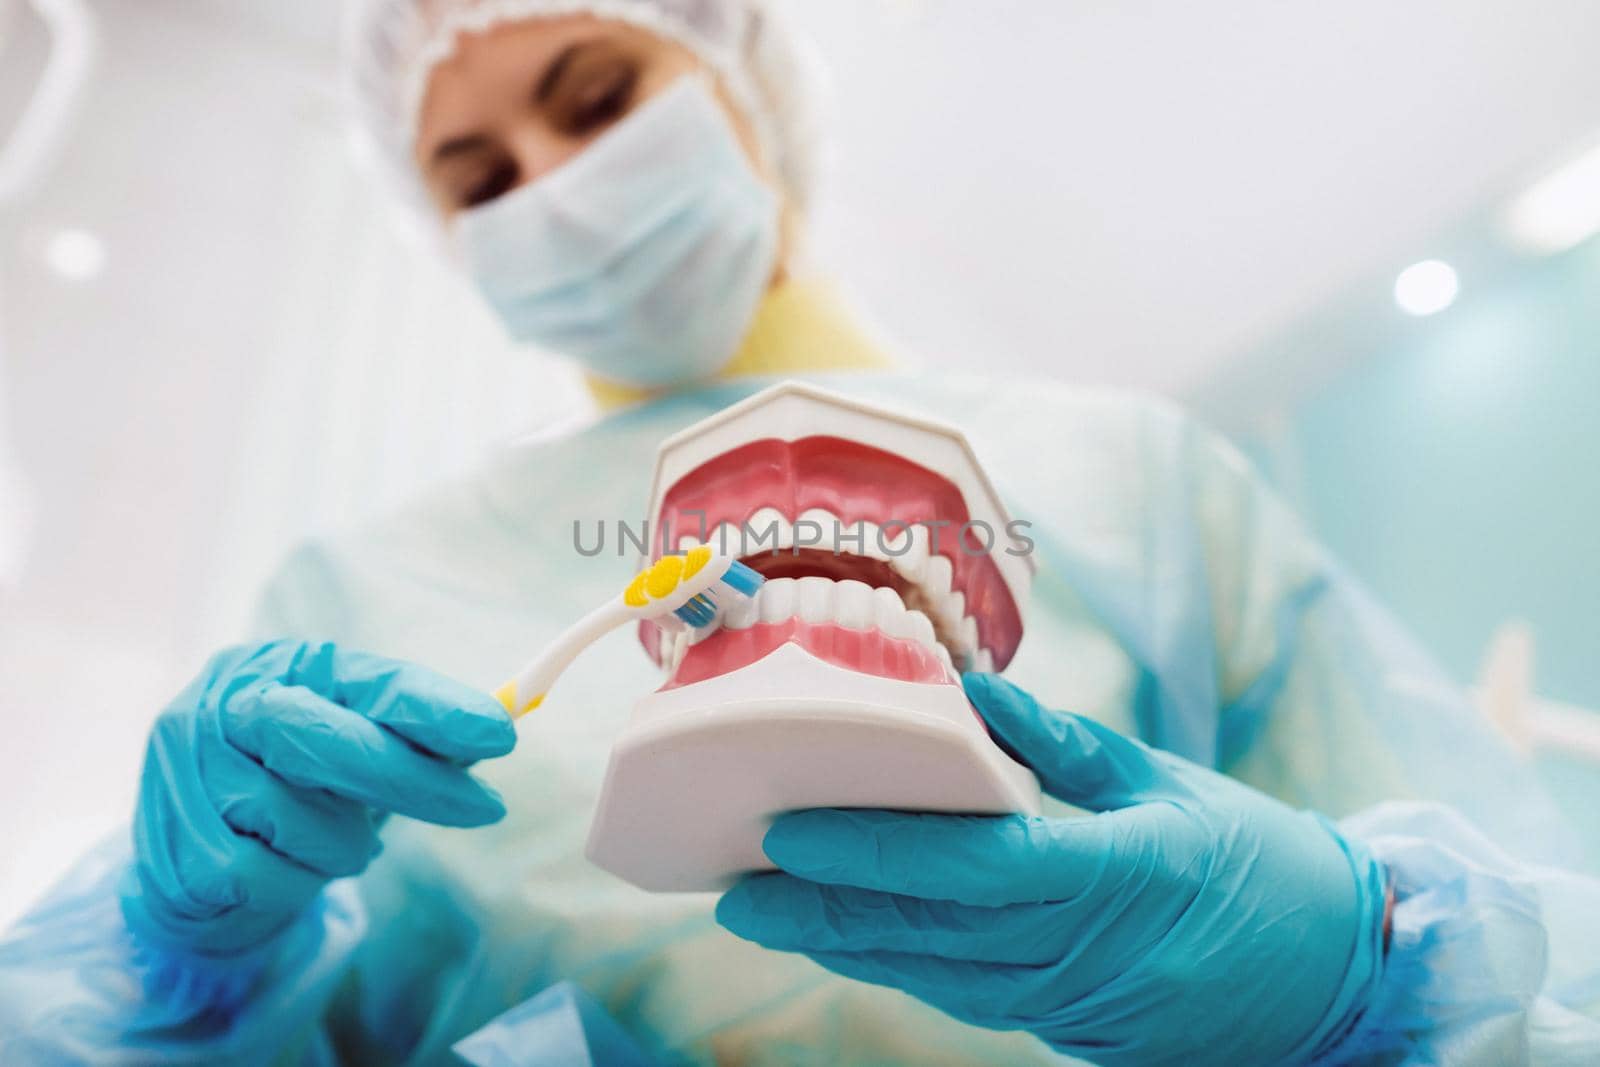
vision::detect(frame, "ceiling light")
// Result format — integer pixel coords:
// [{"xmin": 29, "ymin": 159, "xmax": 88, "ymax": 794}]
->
[
  {"xmin": 1393, "ymin": 260, "xmax": 1458, "ymax": 317},
  {"xmin": 43, "ymin": 227, "xmax": 105, "ymax": 281},
  {"xmin": 1504, "ymin": 141, "xmax": 1600, "ymax": 255}
]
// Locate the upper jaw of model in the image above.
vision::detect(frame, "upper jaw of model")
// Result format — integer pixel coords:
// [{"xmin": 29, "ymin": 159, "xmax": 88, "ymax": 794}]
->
[{"xmin": 639, "ymin": 381, "xmax": 1034, "ymax": 689}]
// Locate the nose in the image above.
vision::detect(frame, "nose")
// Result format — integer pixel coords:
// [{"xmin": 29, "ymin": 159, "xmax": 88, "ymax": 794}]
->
[{"xmin": 504, "ymin": 120, "xmax": 590, "ymax": 194}]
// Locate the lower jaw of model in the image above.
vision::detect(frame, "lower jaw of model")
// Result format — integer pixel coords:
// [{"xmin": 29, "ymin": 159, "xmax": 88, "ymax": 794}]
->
[{"xmin": 585, "ymin": 384, "xmax": 1041, "ymax": 892}]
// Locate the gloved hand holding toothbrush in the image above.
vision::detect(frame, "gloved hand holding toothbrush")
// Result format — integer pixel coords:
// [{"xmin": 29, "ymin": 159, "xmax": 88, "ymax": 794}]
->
[
  {"xmin": 122, "ymin": 542, "xmax": 758, "ymax": 967},
  {"xmin": 718, "ymin": 674, "xmax": 1391, "ymax": 1067},
  {"xmin": 121, "ymin": 640, "xmax": 516, "ymax": 961}
]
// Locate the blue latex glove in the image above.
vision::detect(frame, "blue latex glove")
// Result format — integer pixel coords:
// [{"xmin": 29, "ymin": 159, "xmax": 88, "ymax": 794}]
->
[
  {"xmin": 121, "ymin": 640, "xmax": 515, "ymax": 960},
  {"xmin": 718, "ymin": 674, "xmax": 1389, "ymax": 1066}
]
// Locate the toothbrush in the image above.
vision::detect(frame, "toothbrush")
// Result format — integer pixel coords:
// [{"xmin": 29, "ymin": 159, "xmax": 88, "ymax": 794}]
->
[{"xmin": 495, "ymin": 543, "xmax": 766, "ymax": 718}]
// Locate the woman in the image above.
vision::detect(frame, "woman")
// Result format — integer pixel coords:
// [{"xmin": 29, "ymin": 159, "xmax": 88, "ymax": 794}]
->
[{"xmin": 2, "ymin": 1, "xmax": 1597, "ymax": 1063}]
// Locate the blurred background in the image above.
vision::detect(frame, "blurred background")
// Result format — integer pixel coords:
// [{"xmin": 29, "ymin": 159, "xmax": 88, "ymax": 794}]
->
[{"xmin": 1, "ymin": 0, "xmax": 1596, "ymax": 922}]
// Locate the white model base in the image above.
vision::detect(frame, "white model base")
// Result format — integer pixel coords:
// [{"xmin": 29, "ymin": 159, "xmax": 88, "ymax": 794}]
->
[{"xmin": 585, "ymin": 643, "xmax": 1042, "ymax": 892}]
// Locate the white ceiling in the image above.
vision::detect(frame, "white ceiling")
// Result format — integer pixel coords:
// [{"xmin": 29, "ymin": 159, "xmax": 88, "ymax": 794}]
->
[
  {"xmin": 803, "ymin": 0, "xmax": 1600, "ymax": 393},
  {"xmin": 158, "ymin": 0, "xmax": 1600, "ymax": 394}
]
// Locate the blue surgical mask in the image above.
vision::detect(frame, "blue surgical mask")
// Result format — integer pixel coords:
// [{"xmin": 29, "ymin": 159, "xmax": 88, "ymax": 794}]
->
[{"xmin": 457, "ymin": 77, "xmax": 780, "ymax": 389}]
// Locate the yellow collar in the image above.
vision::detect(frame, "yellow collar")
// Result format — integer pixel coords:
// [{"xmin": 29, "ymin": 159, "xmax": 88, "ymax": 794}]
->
[{"xmin": 584, "ymin": 278, "xmax": 897, "ymax": 411}]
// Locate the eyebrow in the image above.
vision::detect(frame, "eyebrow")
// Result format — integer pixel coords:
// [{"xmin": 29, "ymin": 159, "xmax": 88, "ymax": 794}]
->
[
  {"xmin": 428, "ymin": 39, "xmax": 596, "ymax": 168},
  {"xmin": 430, "ymin": 134, "xmax": 490, "ymax": 165},
  {"xmin": 535, "ymin": 42, "xmax": 582, "ymax": 105}
]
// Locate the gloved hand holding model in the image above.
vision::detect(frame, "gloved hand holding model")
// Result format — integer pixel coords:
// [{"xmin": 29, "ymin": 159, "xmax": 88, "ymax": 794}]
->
[
  {"xmin": 121, "ymin": 640, "xmax": 516, "ymax": 960},
  {"xmin": 718, "ymin": 673, "xmax": 1389, "ymax": 1066}
]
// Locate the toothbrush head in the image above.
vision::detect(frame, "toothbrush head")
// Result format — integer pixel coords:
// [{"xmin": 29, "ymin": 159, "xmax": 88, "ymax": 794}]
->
[
  {"xmin": 673, "ymin": 558, "xmax": 765, "ymax": 628},
  {"xmin": 623, "ymin": 545, "xmax": 766, "ymax": 630}
]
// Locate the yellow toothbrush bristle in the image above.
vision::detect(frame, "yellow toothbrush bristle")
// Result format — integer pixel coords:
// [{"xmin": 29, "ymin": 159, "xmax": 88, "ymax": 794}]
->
[
  {"xmin": 681, "ymin": 544, "xmax": 713, "ymax": 579},
  {"xmin": 623, "ymin": 570, "xmax": 651, "ymax": 607},
  {"xmin": 646, "ymin": 554, "xmax": 685, "ymax": 598}
]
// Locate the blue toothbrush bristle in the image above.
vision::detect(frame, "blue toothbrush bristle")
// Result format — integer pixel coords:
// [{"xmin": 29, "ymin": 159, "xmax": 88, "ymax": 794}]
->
[
  {"xmin": 673, "ymin": 594, "xmax": 717, "ymax": 628},
  {"xmin": 721, "ymin": 560, "xmax": 765, "ymax": 597},
  {"xmin": 669, "ymin": 562, "xmax": 765, "ymax": 628}
]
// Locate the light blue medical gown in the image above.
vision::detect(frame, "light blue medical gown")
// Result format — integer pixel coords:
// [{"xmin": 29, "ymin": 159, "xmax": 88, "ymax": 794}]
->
[{"xmin": 3, "ymin": 374, "xmax": 1597, "ymax": 1065}]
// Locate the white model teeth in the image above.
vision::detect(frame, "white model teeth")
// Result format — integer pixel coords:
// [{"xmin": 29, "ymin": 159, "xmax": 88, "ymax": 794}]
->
[
  {"xmin": 871, "ymin": 585, "xmax": 904, "ymax": 634},
  {"xmin": 905, "ymin": 609, "xmax": 937, "ymax": 650},
  {"xmin": 957, "ymin": 616, "xmax": 980, "ymax": 656},
  {"xmin": 757, "ymin": 577, "xmax": 794, "ymax": 624},
  {"xmin": 835, "ymin": 579, "xmax": 874, "ymax": 628},
  {"xmin": 673, "ymin": 508, "xmax": 989, "ymax": 669},
  {"xmin": 658, "ymin": 577, "xmax": 954, "ymax": 675},
  {"xmin": 720, "ymin": 587, "xmax": 759, "ymax": 630},
  {"xmin": 882, "ymin": 523, "xmax": 930, "ymax": 581}
]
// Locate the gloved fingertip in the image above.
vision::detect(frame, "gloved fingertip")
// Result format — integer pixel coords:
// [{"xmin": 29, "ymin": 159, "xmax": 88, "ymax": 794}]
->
[
  {"xmin": 959, "ymin": 670, "xmax": 1000, "ymax": 700},
  {"xmin": 423, "ymin": 691, "xmax": 518, "ymax": 760},
  {"xmin": 961, "ymin": 672, "xmax": 1046, "ymax": 755},
  {"xmin": 465, "ymin": 701, "xmax": 518, "ymax": 757},
  {"xmin": 715, "ymin": 875, "xmax": 796, "ymax": 943},
  {"xmin": 481, "ymin": 788, "xmax": 509, "ymax": 823},
  {"xmin": 713, "ymin": 885, "xmax": 753, "ymax": 934},
  {"xmin": 761, "ymin": 811, "xmax": 838, "ymax": 871},
  {"xmin": 960, "ymin": 671, "xmax": 1030, "ymax": 714},
  {"xmin": 455, "ymin": 782, "xmax": 508, "ymax": 827}
]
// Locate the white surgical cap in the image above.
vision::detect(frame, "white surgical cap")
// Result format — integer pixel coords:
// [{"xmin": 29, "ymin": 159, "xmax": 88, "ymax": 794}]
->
[{"xmin": 345, "ymin": 0, "xmax": 827, "ymax": 231}]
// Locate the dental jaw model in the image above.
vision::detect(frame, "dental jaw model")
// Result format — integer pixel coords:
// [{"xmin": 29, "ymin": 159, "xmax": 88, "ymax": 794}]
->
[{"xmin": 587, "ymin": 381, "xmax": 1041, "ymax": 891}]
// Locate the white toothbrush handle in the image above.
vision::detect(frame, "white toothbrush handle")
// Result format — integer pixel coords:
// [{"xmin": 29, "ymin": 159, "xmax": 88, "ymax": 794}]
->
[
  {"xmin": 495, "ymin": 544, "xmax": 741, "ymax": 720},
  {"xmin": 497, "ymin": 600, "xmax": 633, "ymax": 718}
]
